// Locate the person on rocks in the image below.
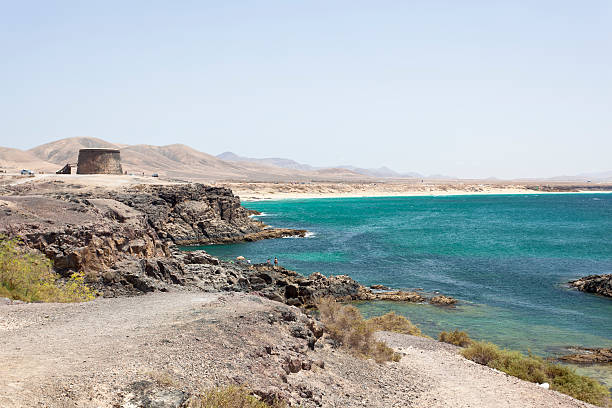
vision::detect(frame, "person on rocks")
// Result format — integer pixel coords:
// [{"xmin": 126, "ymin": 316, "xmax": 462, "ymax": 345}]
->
[
  {"xmin": 266, "ymin": 259, "xmax": 271, "ymax": 265},
  {"xmin": 274, "ymin": 257, "xmax": 278, "ymax": 267}
]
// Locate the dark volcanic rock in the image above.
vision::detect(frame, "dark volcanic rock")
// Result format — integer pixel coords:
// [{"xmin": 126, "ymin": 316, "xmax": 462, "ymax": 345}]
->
[
  {"xmin": 429, "ymin": 295, "xmax": 458, "ymax": 306},
  {"xmin": 558, "ymin": 347, "xmax": 612, "ymax": 364},
  {"xmin": 105, "ymin": 184, "xmax": 304, "ymax": 245},
  {"xmin": 569, "ymin": 274, "xmax": 612, "ymax": 298},
  {"xmin": 0, "ymin": 182, "xmax": 457, "ymax": 305}
]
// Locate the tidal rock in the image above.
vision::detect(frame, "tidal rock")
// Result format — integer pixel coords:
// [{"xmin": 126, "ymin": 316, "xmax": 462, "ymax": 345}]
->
[
  {"xmin": 569, "ymin": 274, "xmax": 612, "ymax": 298},
  {"xmin": 429, "ymin": 295, "xmax": 457, "ymax": 305},
  {"xmin": 558, "ymin": 347, "xmax": 612, "ymax": 364}
]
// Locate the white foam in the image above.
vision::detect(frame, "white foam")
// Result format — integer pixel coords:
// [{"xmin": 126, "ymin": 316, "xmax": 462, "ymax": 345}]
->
[
  {"xmin": 249, "ymin": 212, "xmax": 271, "ymax": 217},
  {"xmin": 282, "ymin": 231, "xmax": 316, "ymax": 239}
]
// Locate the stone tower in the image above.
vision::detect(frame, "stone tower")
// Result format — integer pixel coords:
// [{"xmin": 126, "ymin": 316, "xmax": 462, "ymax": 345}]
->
[{"xmin": 76, "ymin": 148, "xmax": 123, "ymax": 175}]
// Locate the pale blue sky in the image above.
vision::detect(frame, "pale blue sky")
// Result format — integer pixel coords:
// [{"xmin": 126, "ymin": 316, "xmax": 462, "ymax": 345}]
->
[{"xmin": 1, "ymin": 1, "xmax": 611, "ymax": 178}]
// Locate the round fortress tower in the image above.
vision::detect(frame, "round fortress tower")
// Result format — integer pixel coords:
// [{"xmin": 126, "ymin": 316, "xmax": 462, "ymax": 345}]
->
[{"xmin": 76, "ymin": 148, "xmax": 123, "ymax": 175}]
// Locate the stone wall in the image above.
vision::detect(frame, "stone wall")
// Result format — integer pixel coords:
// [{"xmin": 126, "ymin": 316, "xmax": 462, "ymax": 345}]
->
[{"xmin": 77, "ymin": 148, "xmax": 123, "ymax": 175}]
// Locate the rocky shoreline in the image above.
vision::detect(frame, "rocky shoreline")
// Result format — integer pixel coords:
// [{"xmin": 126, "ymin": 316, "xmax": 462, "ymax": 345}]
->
[
  {"xmin": 559, "ymin": 347, "xmax": 612, "ymax": 364},
  {"xmin": 2, "ymin": 179, "xmax": 608, "ymax": 408},
  {"xmin": 569, "ymin": 275, "xmax": 612, "ymax": 298},
  {"xmin": 0, "ymin": 181, "xmax": 455, "ymax": 306}
]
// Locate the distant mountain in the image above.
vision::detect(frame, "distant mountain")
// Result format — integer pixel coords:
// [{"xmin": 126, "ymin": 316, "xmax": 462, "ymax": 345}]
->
[
  {"xmin": 217, "ymin": 152, "xmax": 425, "ymax": 179},
  {"xmin": 7, "ymin": 137, "xmax": 369, "ymax": 181},
  {"xmin": 217, "ymin": 152, "xmax": 316, "ymax": 171},
  {"xmin": 541, "ymin": 171, "xmax": 612, "ymax": 182},
  {"xmin": 0, "ymin": 147, "xmax": 58, "ymax": 172},
  {"xmin": 29, "ymin": 137, "xmax": 118, "ymax": 164},
  {"xmin": 336, "ymin": 165, "xmax": 423, "ymax": 179},
  {"xmin": 11, "ymin": 138, "xmax": 606, "ymax": 182}
]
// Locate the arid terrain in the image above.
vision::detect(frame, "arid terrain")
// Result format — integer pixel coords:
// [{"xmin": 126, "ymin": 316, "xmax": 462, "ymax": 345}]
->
[
  {"xmin": 0, "ymin": 292, "xmax": 599, "ymax": 408},
  {"xmin": 221, "ymin": 180, "xmax": 612, "ymax": 201},
  {"xmin": 0, "ymin": 172, "xmax": 609, "ymax": 408},
  {"xmin": 3, "ymin": 137, "xmax": 612, "ymax": 189}
]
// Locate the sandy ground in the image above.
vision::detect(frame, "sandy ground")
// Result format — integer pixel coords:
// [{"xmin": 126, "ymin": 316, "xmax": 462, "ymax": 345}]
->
[
  {"xmin": 3, "ymin": 174, "xmax": 611, "ymax": 201},
  {"xmin": 1, "ymin": 173, "xmax": 183, "ymax": 187},
  {"xmin": 0, "ymin": 292, "xmax": 600, "ymax": 408},
  {"xmin": 220, "ymin": 181, "xmax": 612, "ymax": 201}
]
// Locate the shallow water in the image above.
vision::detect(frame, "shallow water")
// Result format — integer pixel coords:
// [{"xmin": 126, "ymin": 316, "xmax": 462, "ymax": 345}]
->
[{"xmin": 189, "ymin": 194, "xmax": 612, "ymax": 388}]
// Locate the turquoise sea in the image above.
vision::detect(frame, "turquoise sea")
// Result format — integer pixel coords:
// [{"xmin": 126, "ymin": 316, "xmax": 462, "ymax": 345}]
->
[{"xmin": 192, "ymin": 193, "xmax": 612, "ymax": 387}]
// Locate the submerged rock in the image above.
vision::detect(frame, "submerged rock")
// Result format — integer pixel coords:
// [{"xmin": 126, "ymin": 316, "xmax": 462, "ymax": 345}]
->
[
  {"xmin": 568, "ymin": 274, "xmax": 612, "ymax": 298},
  {"xmin": 558, "ymin": 347, "xmax": 612, "ymax": 364}
]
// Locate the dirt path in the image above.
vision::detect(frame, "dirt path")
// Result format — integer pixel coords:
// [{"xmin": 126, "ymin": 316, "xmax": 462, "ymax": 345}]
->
[
  {"xmin": 378, "ymin": 332, "xmax": 598, "ymax": 408},
  {"xmin": 1, "ymin": 292, "xmax": 221, "ymax": 407},
  {"xmin": 0, "ymin": 293, "xmax": 600, "ymax": 408}
]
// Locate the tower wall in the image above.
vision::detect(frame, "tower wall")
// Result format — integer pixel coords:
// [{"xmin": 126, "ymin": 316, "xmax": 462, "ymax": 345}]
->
[{"xmin": 76, "ymin": 149, "xmax": 123, "ymax": 175}]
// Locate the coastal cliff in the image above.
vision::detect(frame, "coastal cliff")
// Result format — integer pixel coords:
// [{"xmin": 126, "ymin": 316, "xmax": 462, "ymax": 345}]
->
[{"xmin": 0, "ymin": 182, "xmax": 435, "ymax": 304}]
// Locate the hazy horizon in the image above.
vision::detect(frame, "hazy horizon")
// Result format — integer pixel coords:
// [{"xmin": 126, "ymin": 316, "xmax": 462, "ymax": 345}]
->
[{"xmin": 1, "ymin": 1, "xmax": 611, "ymax": 179}]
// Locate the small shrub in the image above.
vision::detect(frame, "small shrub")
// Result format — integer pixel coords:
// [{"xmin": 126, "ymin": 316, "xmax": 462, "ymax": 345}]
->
[
  {"xmin": 545, "ymin": 363, "xmax": 610, "ymax": 407},
  {"xmin": 439, "ymin": 329, "xmax": 472, "ymax": 347},
  {"xmin": 461, "ymin": 341, "xmax": 501, "ymax": 365},
  {"xmin": 461, "ymin": 341, "xmax": 610, "ymax": 406},
  {"xmin": 316, "ymin": 297, "xmax": 400, "ymax": 363},
  {"xmin": 185, "ymin": 385, "xmax": 286, "ymax": 408},
  {"xmin": 367, "ymin": 311, "xmax": 423, "ymax": 337},
  {"xmin": 0, "ymin": 236, "xmax": 96, "ymax": 302}
]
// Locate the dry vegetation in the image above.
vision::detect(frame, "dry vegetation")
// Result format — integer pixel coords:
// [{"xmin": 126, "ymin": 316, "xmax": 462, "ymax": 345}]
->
[
  {"xmin": 316, "ymin": 297, "xmax": 401, "ymax": 363},
  {"xmin": 0, "ymin": 236, "xmax": 96, "ymax": 302},
  {"xmin": 438, "ymin": 329, "xmax": 473, "ymax": 347},
  {"xmin": 185, "ymin": 385, "xmax": 287, "ymax": 408},
  {"xmin": 461, "ymin": 341, "xmax": 610, "ymax": 406},
  {"xmin": 315, "ymin": 299, "xmax": 609, "ymax": 406},
  {"xmin": 367, "ymin": 311, "xmax": 426, "ymax": 337}
]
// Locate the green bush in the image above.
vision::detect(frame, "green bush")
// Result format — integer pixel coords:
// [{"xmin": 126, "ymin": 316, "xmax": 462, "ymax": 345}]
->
[
  {"xmin": 0, "ymin": 236, "xmax": 96, "ymax": 302},
  {"xmin": 367, "ymin": 311, "xmax": 424, "ymax": 337},
  {"xmin": 438, "ymin": 329, "xmax": 473, "ymax": 347},
  {"xmin": 461, "ymin": 341, "xmax": 610, "ymax": 406},
  {"xmin": 185, "ymin": 385, "xmax": 286, "ymax": 408},
  {"xmin": 316, "ymin": 297, "xmax": 400, "ymax": 363}
]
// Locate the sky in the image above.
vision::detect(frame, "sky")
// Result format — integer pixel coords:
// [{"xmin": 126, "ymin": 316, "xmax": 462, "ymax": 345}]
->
[{"xmin": 1, "ymin": 1, "xmax": 611, "ymax": 179}]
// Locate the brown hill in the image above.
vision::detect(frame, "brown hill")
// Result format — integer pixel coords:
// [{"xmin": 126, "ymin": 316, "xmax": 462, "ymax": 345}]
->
[
  {"xmin": 0, "ymin": 147, "xmax": 58, "ymax": 173},
  {"xmin": 18, "ymin": 137, "xmax": 370, "ymax": 181},
  {"xmin": 28, "ymin": 137, "xmax": 119, "ymax": 165}
]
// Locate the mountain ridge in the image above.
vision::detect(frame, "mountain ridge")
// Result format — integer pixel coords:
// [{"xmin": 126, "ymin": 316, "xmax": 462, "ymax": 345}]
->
[
  {"xmin": 2, "ymin": 137, "xmax": 610, "ymax": 182},
  {"xmin": 3, "ymin": 137, "xmax": 371, "ymax": 181}
]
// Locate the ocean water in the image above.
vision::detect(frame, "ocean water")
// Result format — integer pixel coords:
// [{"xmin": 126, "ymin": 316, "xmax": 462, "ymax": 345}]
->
[{"xmin": 189, "ymin": 194, "xmax": 612, "ymax": 387}]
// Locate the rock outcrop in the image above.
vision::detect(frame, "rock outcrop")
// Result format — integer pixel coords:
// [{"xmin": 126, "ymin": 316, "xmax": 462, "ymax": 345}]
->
[
  {"xmin": 0, "ymin": 182, "xmax": 456, "ymax": 305},
  {"xmin": 558, "ymin": 347, "xmax": 612, "ymax": 364},
  {"xmin": 568, "ymin": 274, "xmax": 612, "ymax": 298},
  {"xmin": 101, "ymin": 184, "xmax": 304, "ymax": 245}
]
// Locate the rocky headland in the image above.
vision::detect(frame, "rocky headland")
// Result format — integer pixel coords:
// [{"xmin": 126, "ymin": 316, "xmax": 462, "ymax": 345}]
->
[
  {"xmin": 569, "ymin": 275, "xmax": 612, "ymax": 298},
  {"xmin": 0, "ymin": 181, "xmax": 451, "ymax": 305}
]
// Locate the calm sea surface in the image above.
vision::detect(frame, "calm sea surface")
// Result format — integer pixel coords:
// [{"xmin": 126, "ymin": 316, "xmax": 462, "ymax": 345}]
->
[{"xmin": 189, "ymin": 194, "xmax": 612, "ymax": 387}]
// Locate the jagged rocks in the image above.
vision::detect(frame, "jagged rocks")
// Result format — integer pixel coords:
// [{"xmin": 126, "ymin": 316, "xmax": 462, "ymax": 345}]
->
[
  {"xmin": 429, "ymin": 295, "xmax": 457, "ymax": 306},
  {"xmin": 105, "ymin": 184, "xmax": 304, "ymax": 245},
  {"xmin": 569, "ymin": 274, "xmax": 612, "ymax": 298},
  {"xmin": 558, "ymin": 347, "xmax": 612, "ymax": 364},
  {"xmin": 0, "ymin": 183, "xmax": 458, "ymax": 306}
]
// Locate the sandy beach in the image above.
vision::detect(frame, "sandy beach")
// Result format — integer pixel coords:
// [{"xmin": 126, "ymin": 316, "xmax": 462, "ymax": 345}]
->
[{"xmin": 220, "ymin": 181, "xmax": 612, "ymax": 201}]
